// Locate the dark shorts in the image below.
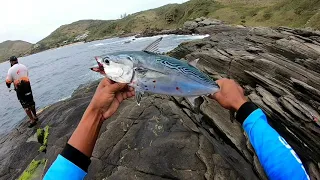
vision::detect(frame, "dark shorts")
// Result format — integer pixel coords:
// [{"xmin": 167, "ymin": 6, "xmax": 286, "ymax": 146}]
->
[{"xmin": 16, "ymin": 81, "xmax": 35, "ymax": 109}]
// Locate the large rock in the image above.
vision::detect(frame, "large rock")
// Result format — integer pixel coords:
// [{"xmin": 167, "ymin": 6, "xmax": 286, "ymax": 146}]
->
[
  {"xmin": 138, "ymin": 17, "xmax": 224, "ymax": 38},
  {"xmin": 0, "ymin": 81, "xmax": 259, "ymax": 180},
  {"xmin": 170, "ymin": 23, "xmax": 320, "ymax": 176},
  {"xmin": 198, "ymin": 19, "xmax": 222, "ymax": 27},
  {"xmin": 183, "ymin": 18, "xmax": 223, "ymax": 32},
  {"xmin": 183, "ymin": 21, "xmax": 199, "ymax": 30}
]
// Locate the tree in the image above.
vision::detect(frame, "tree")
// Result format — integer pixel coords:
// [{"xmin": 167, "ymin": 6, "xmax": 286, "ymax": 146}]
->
[{"xmin": 120, "ymin": 13, "xmax": 128, "ymax": 19}]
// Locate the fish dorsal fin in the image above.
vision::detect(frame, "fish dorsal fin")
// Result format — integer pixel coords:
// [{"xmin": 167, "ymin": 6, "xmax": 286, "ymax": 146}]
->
[
  {"xmin": 143, "ymin": 37, "xmax": 163, "ymax": 54},
  {"xmin": 188, "ymin": 58, "xmax": 199, "ymax": 67}
]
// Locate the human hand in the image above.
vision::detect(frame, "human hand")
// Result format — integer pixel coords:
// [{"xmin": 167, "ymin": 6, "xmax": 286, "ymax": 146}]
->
[
  {"xmin": 87, "ymin": 78, "xmax": 135, "ymax": 121},
  {"xmin": 209, "ymin": 78, "xmax": 247, "ymax": 111}
]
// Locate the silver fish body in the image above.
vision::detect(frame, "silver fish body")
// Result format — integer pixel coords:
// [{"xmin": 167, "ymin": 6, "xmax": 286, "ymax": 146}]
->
[{"xmin": 98, "ymin": 51, "xmax": 219, "ymax": 97}]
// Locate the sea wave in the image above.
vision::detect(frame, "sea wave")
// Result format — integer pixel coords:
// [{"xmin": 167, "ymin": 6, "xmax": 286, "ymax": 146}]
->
[{"xmin": 89, "ymin": 43, "xmax": 104, "ymax": 47}]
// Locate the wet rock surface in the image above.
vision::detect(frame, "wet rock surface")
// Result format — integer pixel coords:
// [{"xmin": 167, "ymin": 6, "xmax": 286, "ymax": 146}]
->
[
  {"xmin": 169, "ymin": 23, "xmax": 320, "ymax": 177},
  {"xmin": 0, "ymin": 82, "xmax": 254, "ymax": 180},
  {"xmin": 1, "ymin": 21, "xmax": 320, "ymax": 180}
]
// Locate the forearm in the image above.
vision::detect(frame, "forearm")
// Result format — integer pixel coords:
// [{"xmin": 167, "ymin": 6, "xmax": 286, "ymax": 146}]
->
[
  {"xmin": 237, "ymin": 102, "xmax": 309, "ymax": 180},
  {"xmin": 44, "ymin": 106, "xmax": 103, "ymax": 180},
  {"xmin": 68, "ymin": 105, "xmax": 104, "ymax": 157},
  {"xmin": 44, "ymin": 78, "xmax": 131, "ymax": 179}
]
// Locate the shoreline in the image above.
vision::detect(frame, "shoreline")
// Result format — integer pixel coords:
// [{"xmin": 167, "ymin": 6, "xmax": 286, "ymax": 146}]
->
[{"xmin": 13, "ymin": 18, "xmax": 221, "ymax": 61}]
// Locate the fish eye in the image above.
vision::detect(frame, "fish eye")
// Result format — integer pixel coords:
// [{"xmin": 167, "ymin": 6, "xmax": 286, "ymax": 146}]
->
[{"xmin": 103, "ymin": 57, "xmax": 110, "ymax": 65}]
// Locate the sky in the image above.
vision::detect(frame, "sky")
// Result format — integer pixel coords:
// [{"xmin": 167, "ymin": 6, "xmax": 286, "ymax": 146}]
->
[{"xmin": 0, "ymin": 0, "xmax": 187, "ymax": 43}]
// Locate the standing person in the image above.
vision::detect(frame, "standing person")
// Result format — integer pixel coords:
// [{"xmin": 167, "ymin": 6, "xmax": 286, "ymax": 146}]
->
[{"xmin": 5, "ymin": 56, "xmax": 38, "ymax": 128}]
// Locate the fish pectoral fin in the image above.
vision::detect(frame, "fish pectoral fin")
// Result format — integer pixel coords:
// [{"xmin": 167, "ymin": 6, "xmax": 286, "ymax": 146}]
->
[
  {"xmin": 142, "ymin": 37, "xmax": 163, "ymax": 54},
  {"xmin": 135, "ymin": 89, "xmax": 144, "ymax": 106},
  {"xmin": 186, "ymin": 96, "xmax": 204, "ymax": 114},
  {"xmin": 188, "ymin": 58, "xmax": 200, "ymax": 67},
  {"xmin": 134, "ymin": 67, "xmax": 148, "ymax": 74},
  {"xmin": 134, "ymin": 66, "xmax": 167, "ymax": 77}
]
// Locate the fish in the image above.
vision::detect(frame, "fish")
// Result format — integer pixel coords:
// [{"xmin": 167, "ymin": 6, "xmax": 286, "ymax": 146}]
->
[{"xmin": 91, "ymin": 37, "xmax": 219, "ymax": 106}]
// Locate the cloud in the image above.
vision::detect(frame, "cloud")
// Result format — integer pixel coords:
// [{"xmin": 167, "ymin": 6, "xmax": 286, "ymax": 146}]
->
[{"xmin": 0, "ymin": 0, "xmax": 186, "ymax": 43}]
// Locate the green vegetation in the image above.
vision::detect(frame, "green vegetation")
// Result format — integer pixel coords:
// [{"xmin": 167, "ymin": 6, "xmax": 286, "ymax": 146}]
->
[
  {"xmin": 33, "ymin": 0, "xmax": 320, "ymax": 51},
  {"xmin": 18, "ymin": 159, "xmax": 47, "ymax": 180},
  {"xmin": 35, "ymin": 20, "xmax": 110, "ymax": 51},
  {"xmin": 0, "ymin": 40, "xmax": 33, "ymax": 63},
  {"xmin": 211, "ymin": 0, "xmax": 320, "ymax": 29},
  {"xmin": 37, "ymin": 125, "xmax": 49, "ymax": 152},
  {"xmin": 36, "ymin": 128, "xmax": 44, "ymax": 144},
  {"xmin": 1, "ymin": 0, "xmax": 319, "ymax": 58}
]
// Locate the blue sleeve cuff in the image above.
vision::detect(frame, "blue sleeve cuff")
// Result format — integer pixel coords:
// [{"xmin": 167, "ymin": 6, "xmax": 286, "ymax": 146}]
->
[
  {"xmin": 236, "ymin": 102, "xmax": 259, "ymax": 124},
  {"xmin": 44, "ymin": 155, "xmax": 87, "ymax": 180},
  {"xmin": 242, "ymin": 108, "xmax": 266, "ymax": 133}
]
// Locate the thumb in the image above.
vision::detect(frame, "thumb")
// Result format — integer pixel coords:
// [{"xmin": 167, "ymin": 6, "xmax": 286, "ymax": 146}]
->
[
  {"xmin": 108, "ymin": 83, "xmax": 127, "ymax": 92},
  {"xmin": 211, "ymin": 91, "xmax": 222, "ymax": 101}
]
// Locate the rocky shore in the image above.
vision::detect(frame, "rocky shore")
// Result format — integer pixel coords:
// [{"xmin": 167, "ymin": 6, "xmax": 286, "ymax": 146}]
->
[
  {"xmin": 0, "ymin": 20, "xmax": 320, "ymax": 180},
  {"xmin": 136, "ymin": 17, "xmax": 225, "ymax": 38}
]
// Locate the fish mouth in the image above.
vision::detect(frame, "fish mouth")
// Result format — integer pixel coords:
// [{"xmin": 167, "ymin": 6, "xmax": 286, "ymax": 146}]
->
[{"xmin": 90, "ymin": 56, "xmax": 106, "ymax": 75}]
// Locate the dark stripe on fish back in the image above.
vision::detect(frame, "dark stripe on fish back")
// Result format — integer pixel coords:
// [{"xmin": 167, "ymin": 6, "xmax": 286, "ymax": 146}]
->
[{"xmin": 156, "ymin": 56, "xmax": 214, "ymax": 85}]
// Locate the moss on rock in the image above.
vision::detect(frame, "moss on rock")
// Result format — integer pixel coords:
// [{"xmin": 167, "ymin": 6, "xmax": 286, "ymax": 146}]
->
[
  {"xmin": 38, "ymin": 125, "xmax": 50, "ymax": 152},
  {"xmin": 43, "ymin": 126, "xmax": 49, "ymax": 146},
  {"xmin": 36, "ymin": 128, "xmax": 44, "ymax": 144},
  {"xmin": 18, "ymin": 159, "xmax": 47, "ymax": 180}
]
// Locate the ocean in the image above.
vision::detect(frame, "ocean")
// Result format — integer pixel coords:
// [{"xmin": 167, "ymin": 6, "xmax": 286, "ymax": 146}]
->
[{"xmin": 0, "ymin": 34, "xmax": 207, "ymax": 135}]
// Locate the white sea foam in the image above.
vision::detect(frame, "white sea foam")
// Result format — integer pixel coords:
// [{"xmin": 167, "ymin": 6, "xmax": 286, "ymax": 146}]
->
[{"xmin": 89, "ymin": 43, "xmax": 104, "ymax": 47}]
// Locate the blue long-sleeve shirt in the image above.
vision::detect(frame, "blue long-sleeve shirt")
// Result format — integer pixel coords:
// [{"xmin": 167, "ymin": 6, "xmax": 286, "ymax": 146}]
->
[
  {"xmin": 44, "ymin": 102, "xmax": 310, "ymax": 180},
  {"xmin": 44, "ymin": 143, "xmax": 90, "ymax": 180},
  {"xmin": 243, "ymin": 108, "xmax": 309, "ymax": 180},
  {"xmin": 44, "ymin": 155, "xmax": 87, "ymax": 180}
]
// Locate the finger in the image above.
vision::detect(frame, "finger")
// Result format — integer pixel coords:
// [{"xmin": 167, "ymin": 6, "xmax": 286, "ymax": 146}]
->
[
  {"xmin": 211, "ymin": 79, "xmax": 224, "ymax": 98},
  {"xmin": 99, "ymin": 78, "xmax": 113, "ymax": 88},
  {"xmin": 126, "ymin": 91, "xmax": 135, "ymax": 98},
  {"xmin": 120, "ymin": 85, "xmax": 128, "ymax": 92},
  {"xmin": 128, "ymin": 91, "xmax": 135, "ymax": 98},
  {"xmin": 209, "ymin": 88, "xmax": 220, "ymax": 98},
  {"xmin": 104, "ymin": 100, "xmax": 120, "ymax": 118},
  {"xmin": 124, "ymin": 86, "xmax": 135, "ymax": 95},
  {"xmin": 238, "ymin": 86, "xmax": 244, "ymax": 94},
  {"xmin": 120, "ymin": 85, "xmax": 132, "ymax": 93},
  {"xmin": 115, "ymin": 92, "xmax": 124, "ymax": 103},
  {"xmin": 109, "ymin": 83, "xmax": 127, "ymax": 92},
  {"xmin": 122, "ymin": 91, "xmax": 128, "ymax": 100},
  {"xmin": 215, "ymin": 78, "xmax": 227, "ymax": 87},
  {"xmin": 211, "ymin": 91, "xmax": 222, "ymax": 101}
]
